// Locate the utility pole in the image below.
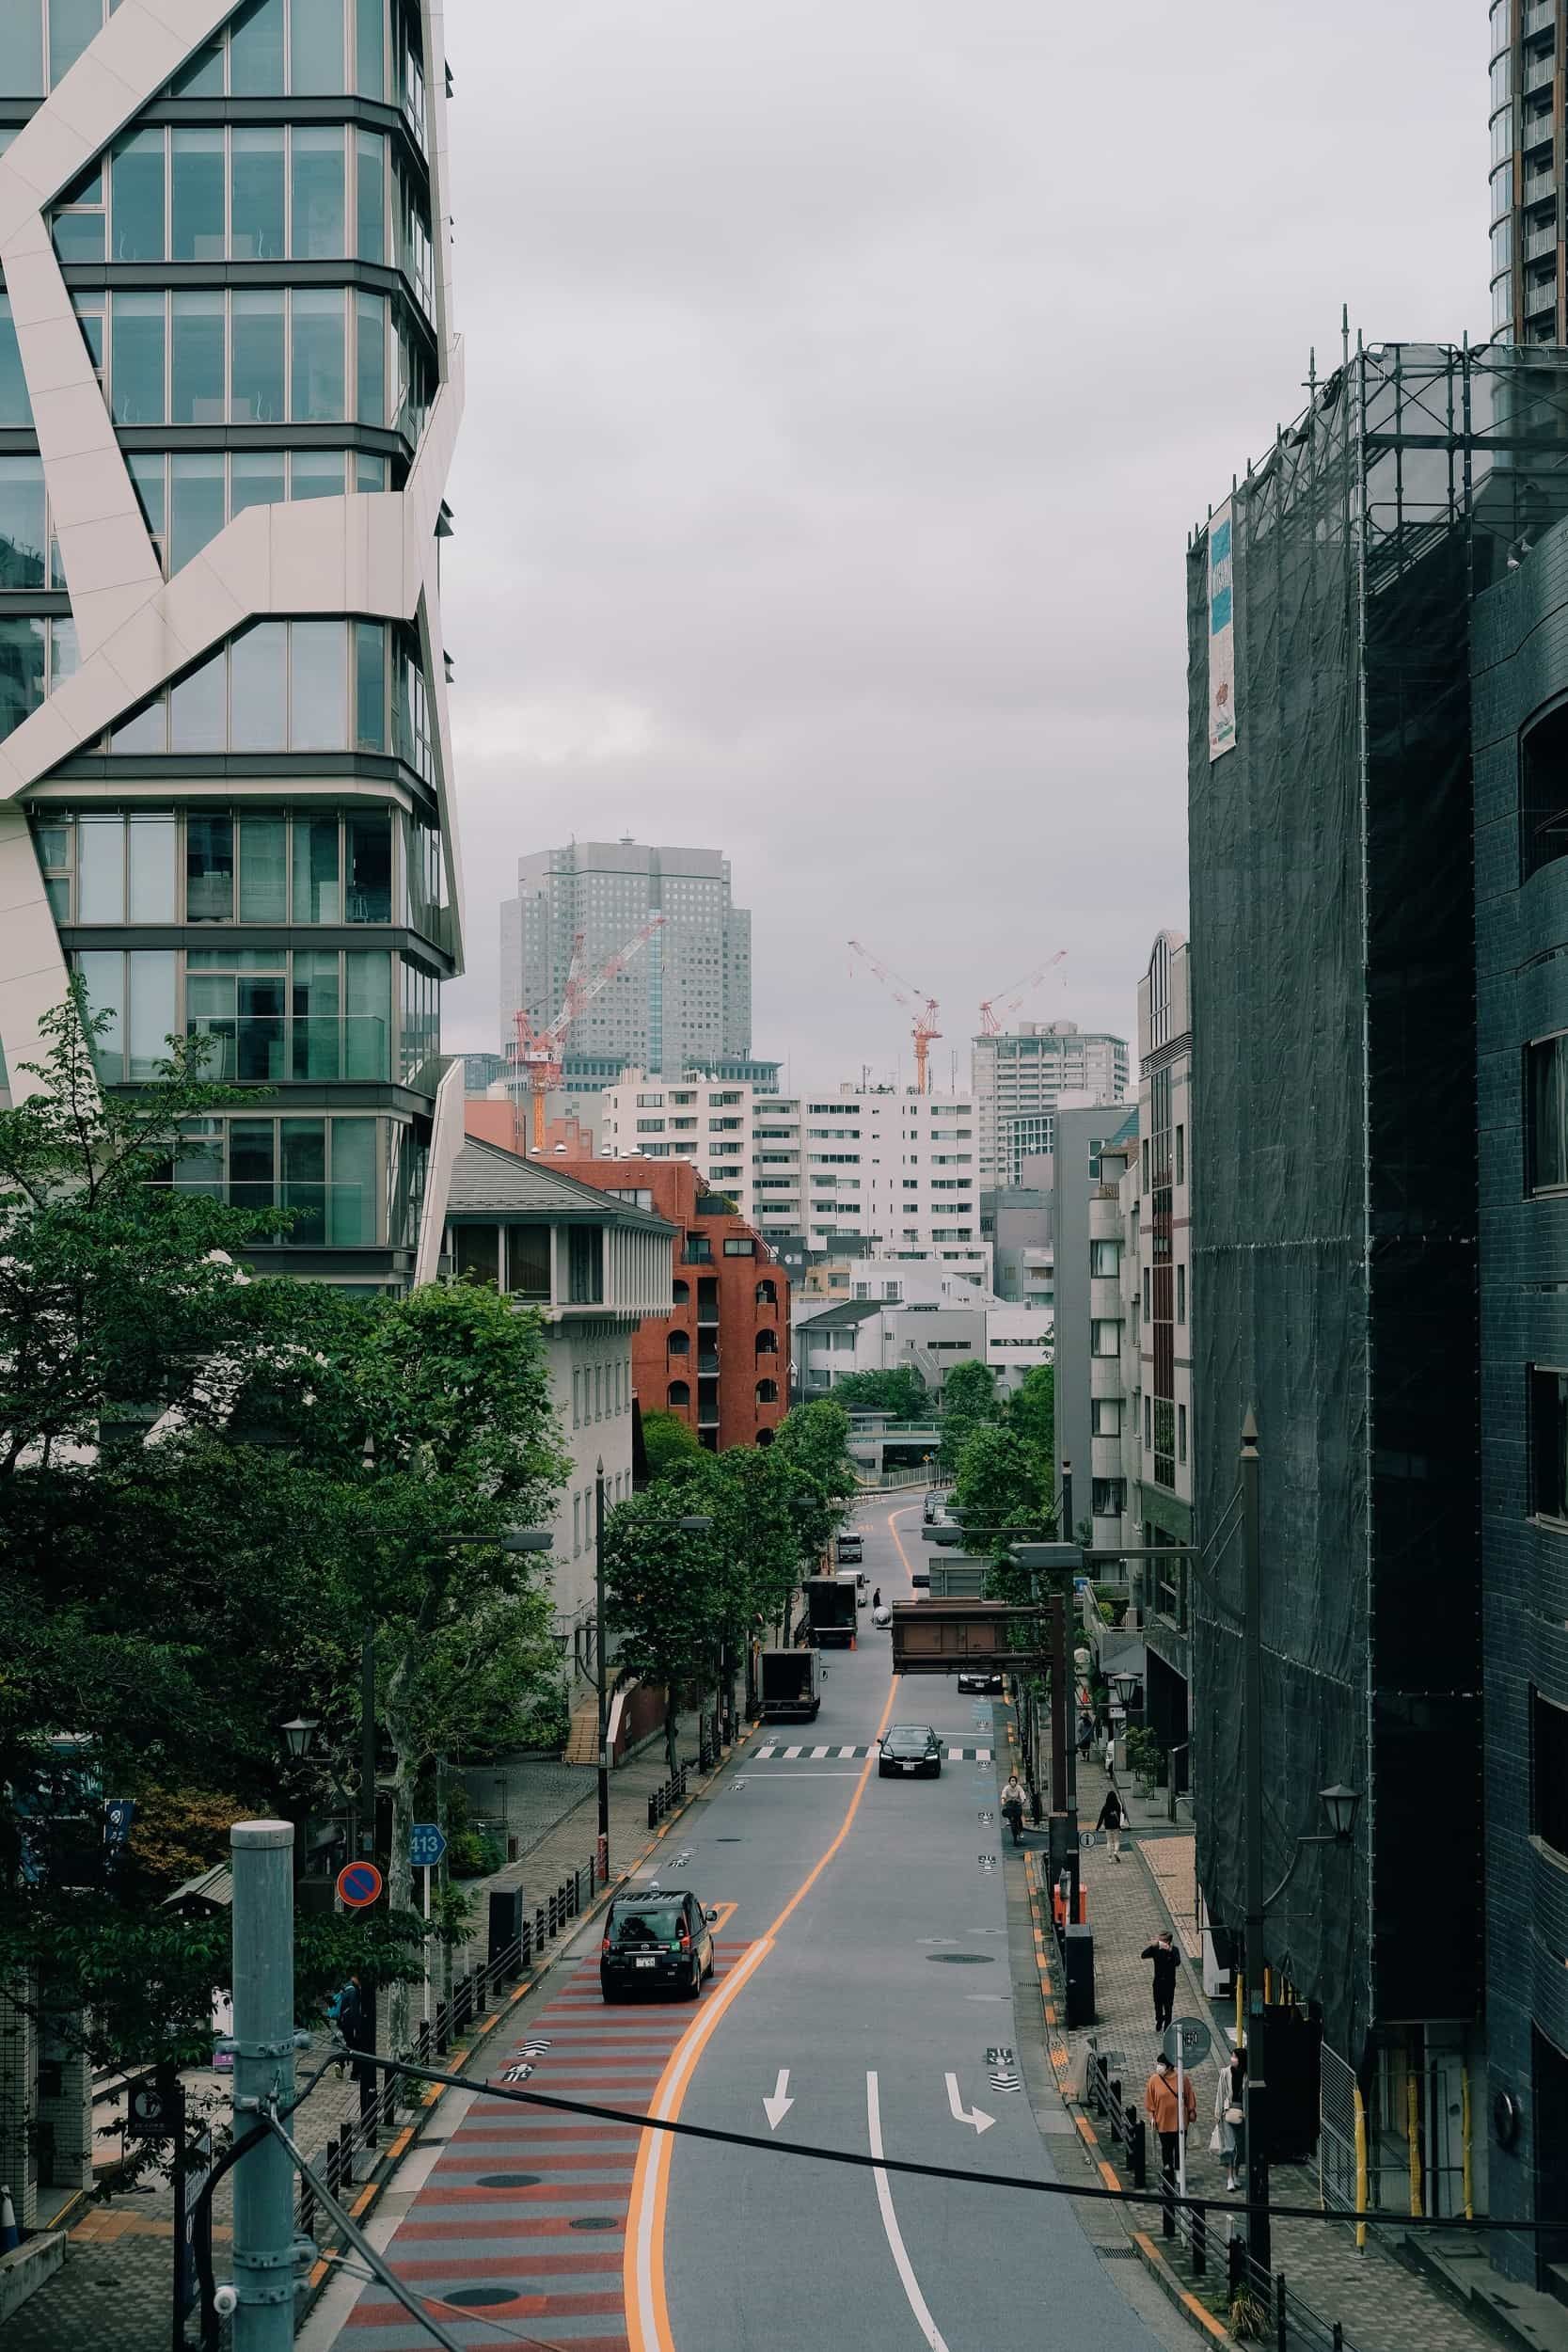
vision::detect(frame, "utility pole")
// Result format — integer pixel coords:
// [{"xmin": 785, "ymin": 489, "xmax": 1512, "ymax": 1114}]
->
[
  {"xmin": 230, "ymin": 1820, "xmax": 295, "ymax": 2352},
  {"xmin": 1241, "ymin": 1407, "xmax": 1270, "ymax": 2269},
  {"xmin": 357, "ymin": 1617, "xmax": 377, "ymax": 2120},
  {"xmin": 595, "ymin": 1459, "xmax": 610, "ymax": 1880}
]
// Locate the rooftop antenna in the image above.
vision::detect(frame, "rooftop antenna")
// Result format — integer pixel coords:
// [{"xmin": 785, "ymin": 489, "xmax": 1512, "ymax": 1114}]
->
[{"xmin": 1342, "ymin": 303, "xmax": 1351, "ymax": 371}]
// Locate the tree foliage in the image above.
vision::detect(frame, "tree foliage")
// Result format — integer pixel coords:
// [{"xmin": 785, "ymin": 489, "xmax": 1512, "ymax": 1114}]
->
[
  {"xmin": 830, "ymin": 1367, "xmax": 928, "ymax": 1418},
  {"xmin": 939, "ymin": 1358, "xmax": 1002, "ymax": 1469},
  {"xmin": 640, "ymin": 1405, "xmax": 705, "ymax": 1481},
  {"xmin": 1006, "ymin": 1362, "xmax": 1054, "ymax": 1468}
]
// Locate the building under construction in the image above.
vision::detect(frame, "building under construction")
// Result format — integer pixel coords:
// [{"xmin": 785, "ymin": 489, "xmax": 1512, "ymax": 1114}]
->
[{"xmin": 1188, "ymin": 340, "xmax": 1568, "ymax": 2230}]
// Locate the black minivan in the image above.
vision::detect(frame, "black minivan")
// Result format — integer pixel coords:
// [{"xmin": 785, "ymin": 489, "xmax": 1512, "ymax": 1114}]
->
[{"xmin": 600, "ymin": 1889, "xmax": 717, "ymax": 2001}]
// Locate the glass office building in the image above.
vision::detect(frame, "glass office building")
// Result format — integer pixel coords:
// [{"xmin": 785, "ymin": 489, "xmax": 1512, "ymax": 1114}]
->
[{"xmin": 0, "ymin": 0, "xmax": 465, "ymax": 1287}]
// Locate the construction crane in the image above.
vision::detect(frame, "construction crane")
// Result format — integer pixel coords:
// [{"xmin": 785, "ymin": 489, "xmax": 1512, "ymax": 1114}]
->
[
  {"xmin": 847, "ymin": 939, "xmax": 942, "ymax": 1094},
  {"xmin": 509, "ymin": 917, "xmax": 665, "ymax": 1153},
  {"xmin": 977, "ymin": 951, "xmax": 1068, "ymax": 1034}
]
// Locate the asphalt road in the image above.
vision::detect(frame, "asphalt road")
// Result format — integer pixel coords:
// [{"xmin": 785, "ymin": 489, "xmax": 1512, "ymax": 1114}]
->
[{"xmin": 319, "ymin": 1500, "xmax": 1174, "ymax": 2352}]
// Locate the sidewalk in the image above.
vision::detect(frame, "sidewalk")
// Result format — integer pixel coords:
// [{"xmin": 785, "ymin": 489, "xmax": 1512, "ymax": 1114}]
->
[
  {"xmin": 5, "ymin": 1701, "xmax": 718, "ymax": 2352},
  {"xmin": 1043, "ymin": 1744, "xmax": 1504, "ymax": 2352}
]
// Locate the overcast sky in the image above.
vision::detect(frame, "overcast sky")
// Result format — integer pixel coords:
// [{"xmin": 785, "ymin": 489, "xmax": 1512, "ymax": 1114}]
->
[{"xmin": 439, "ymin": 0, "xmax": 1486, "ymax": 1088}]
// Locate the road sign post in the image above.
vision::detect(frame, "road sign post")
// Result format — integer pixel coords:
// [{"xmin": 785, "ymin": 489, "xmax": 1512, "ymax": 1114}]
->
[
  {"xmin": 336, "ymin": 1859, "xmax": 383, "ymax": 1909},
  {"xmin": 230, "ymin": 1820, "xmax": 295, "ymax": 2352}
]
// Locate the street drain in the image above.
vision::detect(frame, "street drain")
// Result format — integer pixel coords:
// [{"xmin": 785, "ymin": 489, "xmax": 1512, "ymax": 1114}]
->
[
  {"xmin": 926, "ymin": 1952, "xmax": 994, "ymax": 1964},
  {"xmin": 715, "ymin": 1836, "xmax": 744, "ymax": 1842},
  {"xmin": 476, "ymin": 2173, "xmax": 541, "ymax": 2188},
  {"xmin": 569, "ymin": 2216, "xmax": 619, "ymax": 2231},
  {"xmin": 447, "ymin": 2287, "xmax": 518, "ymax": 2307}
]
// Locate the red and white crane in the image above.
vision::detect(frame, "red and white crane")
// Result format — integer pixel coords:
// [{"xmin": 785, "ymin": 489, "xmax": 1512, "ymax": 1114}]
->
[
  {"xmin": 847, "ymin": 939, "xmax": 942, "ymax": 1094},
  {"xmin": 977, "ymin": 951, "xmax": 1067, "ymax": 1035},
  {"xmin": 510, "ymin": 917, "xmax": 665, "ymax": 1153}
]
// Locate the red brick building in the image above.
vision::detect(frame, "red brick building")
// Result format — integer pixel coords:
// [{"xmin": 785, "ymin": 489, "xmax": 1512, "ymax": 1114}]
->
[{"xmin": 566, "ymin": 1158, "xmax": 788, "ymax": 1451}]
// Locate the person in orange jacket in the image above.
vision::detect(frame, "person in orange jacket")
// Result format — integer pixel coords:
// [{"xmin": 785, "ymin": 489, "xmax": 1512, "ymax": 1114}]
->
[{"xmin": 1144, "ymin": 2053, "xmax": 1196, "ymax": 2184}]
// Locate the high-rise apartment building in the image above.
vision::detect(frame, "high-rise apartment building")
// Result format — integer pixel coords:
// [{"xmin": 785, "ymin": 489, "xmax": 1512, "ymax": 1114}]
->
[
  {"xmin": 596, "ymin": 1074, "xmax": 985, "ymax": 1270},
  {"xmin": 972, "ymin": 1023, "xmax": 1128, "ymax": 1185},
  {"xmin": 0, "ymin": 0, "xmax": 464, "ymax": 1293},
  {"xmin": 499, "ymin": 838, "xmax": 753, "ymax": 1089},
  {"xmin": 1488, "ymin": 0, "xmax": 1565, "ymax": 346}
]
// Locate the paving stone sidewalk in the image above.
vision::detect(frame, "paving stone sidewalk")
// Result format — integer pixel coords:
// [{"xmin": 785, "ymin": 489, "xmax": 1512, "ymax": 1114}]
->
[
  {"xmin": 1055, "ymin": 1749, "xmax": 1501, "ymax": 2352},
  {"xmin": 6, "ymin": 1703, "xmax": 718, "ymax": 2352}
]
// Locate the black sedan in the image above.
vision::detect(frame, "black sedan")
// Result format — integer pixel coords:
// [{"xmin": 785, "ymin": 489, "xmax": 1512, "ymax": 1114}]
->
[
  {"xmin": 879, "ymin": 1724, "xmax": 942, "ymax": 1778},
  {"xmin": 957, "ymin": 1668, "xmax": 1004, "ymax": 1694},
  {"xmin": 600, "ymin": 1889, "xmax": 717, "ymax": 2000}
]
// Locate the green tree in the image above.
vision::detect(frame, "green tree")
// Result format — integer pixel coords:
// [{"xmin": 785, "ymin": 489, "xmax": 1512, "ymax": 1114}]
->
[
  {"xmin": 831, "ymin": 1368, "xmax": 928, "ymax": 1418},
  {"xmin": 939, "ymin": 1359, "xmax": 1002, "ymax": 1470},
  {"xmin": 1006, "ymin": 1362, "xmax": 1054, "ymax": 1469},
  {"xmin": 641, "ymin": 1405, "xmax": 705, "ymax": 1481},
  {"xmin": 770, "ymin": 1398, "xmax": 855, "ymax": 1500},
  {"xmin": 603, "ymin": 1490, "xmax": 726, "ymax": 1777}
]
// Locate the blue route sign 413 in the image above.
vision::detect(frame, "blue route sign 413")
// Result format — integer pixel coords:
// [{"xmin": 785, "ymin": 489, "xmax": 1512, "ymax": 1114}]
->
[{"xmin": 410, "ymin": 1822, "xmax": 447, "ymax": 1869}]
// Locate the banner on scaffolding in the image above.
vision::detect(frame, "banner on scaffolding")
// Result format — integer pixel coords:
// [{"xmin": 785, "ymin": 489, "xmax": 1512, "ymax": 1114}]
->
[{"xmin": 1208, "ymin": 498, "xmax": 1237, "ymax": 759}]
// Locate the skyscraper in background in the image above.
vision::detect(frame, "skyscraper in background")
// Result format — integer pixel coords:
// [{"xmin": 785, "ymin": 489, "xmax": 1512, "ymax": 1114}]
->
[
  {"xmin": 0, "ymin": 0, "xmax": 465, "ymax": 1293},
  {"xmin": 499, "ymin": 838, "xmax": 758, "ymax": 1091},
  {"xmin": 971, "ymin": 1021, "xmax": 1129, "ymax": 1185},
  {"xmin": 1490, "ymin": 0, "xmax": 1563, "ymax": 346}
]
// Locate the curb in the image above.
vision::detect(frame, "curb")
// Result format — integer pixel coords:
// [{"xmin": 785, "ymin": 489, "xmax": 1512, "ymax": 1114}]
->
[
  {"xmin": 298, "ymin": 1723, "xmax": 757, "ymax": 2312},
  {"xmin": 1004, "ymin": 1714, "xmax": 1230, "ymax": 2348}
]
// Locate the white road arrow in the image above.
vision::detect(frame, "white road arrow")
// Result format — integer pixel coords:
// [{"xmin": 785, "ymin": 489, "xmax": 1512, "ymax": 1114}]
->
[
  {"xmin": 763, "ymin": 2068, "xmax": 794, "ymax": 2130},
  {"xmin": 944, "ymin": 2072, "xmax": 995, "ymax": 2136}
]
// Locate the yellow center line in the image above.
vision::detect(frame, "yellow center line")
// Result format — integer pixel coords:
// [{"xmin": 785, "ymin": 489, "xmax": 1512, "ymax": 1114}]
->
[{"xmin": 625, "ymin": 1503, "xmax": 913, "ymax": 2352}]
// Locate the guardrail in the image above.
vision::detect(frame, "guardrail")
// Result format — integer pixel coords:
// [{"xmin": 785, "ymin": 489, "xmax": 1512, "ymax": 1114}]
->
[
  {"xmin": 646, "ymin": 1767, "xmax": 689, "ymax": 1829},
  {"xmin": 1082, "ymin": 2042, "xmax": 1358, "ymax": 2350}
]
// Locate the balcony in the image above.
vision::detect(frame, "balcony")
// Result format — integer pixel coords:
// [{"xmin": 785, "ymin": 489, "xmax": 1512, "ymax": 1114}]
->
[
  {"xmin": 1526, "ymin": 271, "xmax": 1560, "ymax": 313},
  {"xmin": 1525, "ymin": 167, "xmax": 1559, "ymax": 211},
  {"xmin": 698, "ymin": 1348, "xmax": 721, "ymax": 1376},
  {"xmin": 696, "ymin": 1306, "xmax": 720, "ymax": 1328},
  {"xmin": 697, "ymin": 1388, "xmax": 721, "ymax": 1427},
  {"xmin": 1528, "ymin": 220, "xmax": 1560, "ymax": 261},
  {"xmin": 1527, "ymin": 0, "xmax": 1556, "ymax": 36},
  {"xmin": 187, "ymin": 1014, "xmax": 389, "ymax": 1085},
  {"xmin": 1525, "ymin": 48, "xmax": 1558, "ymax": 95}
]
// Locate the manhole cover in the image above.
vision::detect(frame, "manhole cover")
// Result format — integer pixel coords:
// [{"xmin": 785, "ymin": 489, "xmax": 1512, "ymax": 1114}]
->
[
  {"xmin": 569, "ymin": 2216, "xmax": 620, "ymax": 2231},
  {"xmin": 476, "ymin": 2173, "xmax": 541, "ymax": 2188},
  {"xmin": 926, "ymin": 1953, "xmax": 994, "ymax": 1964},
  {"xmin": 448, "ymin": 2287, "xmax": 519, "ymax": 2306}
]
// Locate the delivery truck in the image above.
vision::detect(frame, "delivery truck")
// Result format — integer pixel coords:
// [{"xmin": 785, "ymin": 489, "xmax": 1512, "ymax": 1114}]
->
[
  {"xmin": 803, "ymin": 1575, "xmax": 858, "ymax": 1648},
  {"xmin": 759, "ymin": 1648, "xmax": 822, "ymax": 1721}
]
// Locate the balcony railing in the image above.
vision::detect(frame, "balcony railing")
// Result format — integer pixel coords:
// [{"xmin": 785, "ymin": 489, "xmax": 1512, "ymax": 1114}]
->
[
  {"xmin": 1528, "ymin": 220, "xmax": 1560, "ymax": 260},
  {"xmin": 187, "ymin": 1015, "xmax": 389, "ymax": 1084},
  {"xmin": 696, "ymin": 1307, "xmax": 720, "ymax": 1327},
  {"xmin": 698, "ymin": 1349, "xmax": 721, "ymax": 1376},
  {"xmin": 1525, "ymin": 48, "xmax": 1558, "ymax": 94}
]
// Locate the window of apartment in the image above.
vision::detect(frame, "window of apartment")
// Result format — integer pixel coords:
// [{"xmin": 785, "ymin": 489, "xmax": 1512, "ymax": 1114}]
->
[
  {"xmin": 1091, "ymin": 1477, "xmax": 1125, "ymax": 1518},
  {"xmin": 1527, "ymin": 1031, "xmax": 1568, "ymax": 1193},
  {"xmin": 1091, "ymin": 1319, "xmax": 1120, "ymax": 1357},
  {"xmin": 502, "ymin": 1224, "xmax": 549, "ymax": 1300},
  {"xmin": 1522, "ymin": 701, "xmax": 1568, "ymax": 880},
  {"xmin": 1092, "ymin": 1398, "xmax": 1120, "ymax": 1437},
  {"xmin": 1530, "ymin": 1366, "xmax": 1568, "ymax": 1521},
  {"xmin": 722, "ymin": 1237, "xmax": 754, "ymax": 1255},
  {"xmin": 1090, "ymin": 1238, "xmax": 1119, "ymax": 1277},
  {"xmin": 635, "ymin": 1118, "xmax": 665, "ymax": 1133},
  {"xmin": 1175, "ymin": 1124, "xmax": 1185, "ymax": 1185},
  {"xmin": 1177, "ymin": 1263, "xmax": 1187, "ymax": 1324},
  {"xmin": 1532, "ymin": 1688, "xmax": 1568, "ymax": 1858},
  {"xmin": 1145, "ymin": 1392, "xmax": 1153, "ymax": 1447},
  {"xmin": 1178, "ymin": 1404, "xmax": 1188, "ymax": 1464},
  {"xmin": 1141, "ymin": 1139, "xmax": 1149, "ymax": 1189},
  {"xmin": 567, "ymin": 1225, "xmax": 603, "ymax": 1304}
]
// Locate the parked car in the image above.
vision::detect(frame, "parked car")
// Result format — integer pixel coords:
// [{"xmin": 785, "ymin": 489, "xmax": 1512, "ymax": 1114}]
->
[
  {"xmin": 957, "ymin": 1668, "xmax": 1004, "ymax": 1694},
  {"xmin": 600, "ymin": 1889, "xmax": 717, "ymax": 2001},
  {"xmin": 878, "ymin": 1724, "xmax": 942, "ymax": 1779}
]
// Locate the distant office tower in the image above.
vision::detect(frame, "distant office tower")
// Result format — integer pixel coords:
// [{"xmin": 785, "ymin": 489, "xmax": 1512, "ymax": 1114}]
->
[
  {"xmin": 1490, "ymin": 0, "xmax": 1565, "ymax": 344},
  {"xmin": 972, "ymin": 1023, "xmax": 1129, "ymax": 1184},
  {"xmin": 499, "ymin": 840, "xmax": 752, "ymax": 1089}
]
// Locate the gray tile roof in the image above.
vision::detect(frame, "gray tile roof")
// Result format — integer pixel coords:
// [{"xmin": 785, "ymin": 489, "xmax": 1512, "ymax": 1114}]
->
[
  {"xmin": 447, "ymin": 1140, "xmax": 674, "ymax": 1232},
  {"xmin": 796, "ymin": 1297, "xmax": 884, "ymax": 1327}
]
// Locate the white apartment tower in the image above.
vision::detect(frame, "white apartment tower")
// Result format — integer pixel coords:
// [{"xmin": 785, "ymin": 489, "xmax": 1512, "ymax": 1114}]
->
[
  {"xmin": 973, "ymin": 1022, "xmax": 1130, "ymax": 1184},
  {"xmin": 499, "ymin": 839, "xmax": 754, "ymax": 1091}
]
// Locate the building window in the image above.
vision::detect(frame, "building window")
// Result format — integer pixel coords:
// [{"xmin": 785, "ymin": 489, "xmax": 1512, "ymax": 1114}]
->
[
  {"xmin": 668, "ymin": 1379, "xmax": 690, "ymax": 1407},
  {"xmin": 1091, "ymin": 1319, "xmax": 1120, "ymax": 1358},
  {"xmin": 1145, "ymin": 1392, "xmax": 1153, "ymax": 1447},
  {"xmin": 1143, "ymin": 1267, "xmax": 1151, "ymax": 1317},
  {"xmin": 722, "ymin": 1237, "xmax": 755, "ymax": 1255},
  {"xmin": 451, "ymin": 1224, "xmax": 499, "ymax": 1287},
  {"xmin": 1091, "ymin": 1398, "xmax": 1120, "ymax": 1437},
  {"xmin": 1091, "ymin": 1477, "xmax": 1125, "ymax": 1518},
  {"xmin": 755, "ymin": 1379, "xmax": 778, "ymax": 1405},
  {"xmin": 1175, "ymin": 1124, "xmax": 1185, "ymax": 1185},
  {"xmin": 1532, "ymin": 1688, "xmax": 1568, "ymax": 1859},
  {"xmin": 756, "ymin": 1279, "xmax": 778, "ymax": 1307},
  {"xmin": 668, "ymin": 1329, "xmax": 689, "ymax": 1356},
  {"xmin": 1521, "ymin": 702, "xmax": 1568, "ymax": 880},
  {"xmin": 1178, "ymin": 1404, "xmax": 1188, "ymax": 1464},
  {"xmin": 567, "ymin": 1225, "xmax": 603, "ymax": 1304},
  {"xmin": 1177, "ymin": 1263, "xmax": 1186, "ymax": 1324},
  {"xmin": 673, "ymin": 1279, "xmax": 689, "ymax": 1305},
  {"xmin": 1530, "ymin": 1365, "xmax": 1568, "ymax": 1522},
  {"xmin": 1089, "ymin": 1239, "xmax": 1119, "ymax": 1277},
  {"xmin": 1527, "ymin": 1032, "xmax": 1568, "ymax": 1194}
]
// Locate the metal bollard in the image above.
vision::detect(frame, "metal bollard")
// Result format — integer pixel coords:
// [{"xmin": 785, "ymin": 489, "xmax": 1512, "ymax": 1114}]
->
[
  {"xmin": 1227, "ymin": 2236, "xmax": 1246, "ymax": 2298},
  {"xmin": 1331, "ymin": 2328, "xmax": 1342, "ymax": 2351},
  {"xmin": 573, "ymin": 1867, "xmax": 582, "ymax": 1913},
  {"xmin": 647, "ymin": 1793, "xmax": 658, "ymax": 1829},
  {"xmin": 521, "ymin": 1917, "xmax": 532, "ymax": 1968},
  {"xmin": 1129, "ymin": 2116, "xmax": 1147, "ymax": 2189},
  {"xmin": 1275, "ymin": 2274, "xmax": 1288, "ymax": 2352},
  {"xmin": 535, "ymin": 1904, "xmax": 546, "ymax": 1950},
  {"xmin": 1191, "ymin": 2199, "xmax": 1207, "ymax": 2277}
]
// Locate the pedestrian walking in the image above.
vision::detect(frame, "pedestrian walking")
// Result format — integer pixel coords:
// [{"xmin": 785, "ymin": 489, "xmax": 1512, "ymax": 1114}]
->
[
  {"xmin": 1103, "ymin": 1727, "xmax": 1117, "ymax": 1779},
  {"xmin": 871, "ymin": 1587, "xmax": 881, "ymax": 1610},
  {"xmin": 1077, "ymin": 1710, "xmax": 1094, "ymax": 1764},
  {"xmin": 1211, "ymin": 2045, "xmax": 1247, "ymax": 2193},
  {"xmin": 1141, "ymin": 1930, "xmax": 1180, "ymax": 2033},
  {"xmin": 1095, "ymin": 1784, "xmax": 1126, "ymax": 1861},
  {"xmin": 1144, "ymin": 2054, "xmax": 1196, "ymax": 2185},
  {"xmin": 331, "ymin": 1971, "xmax": 365, "ymax": 2080}
]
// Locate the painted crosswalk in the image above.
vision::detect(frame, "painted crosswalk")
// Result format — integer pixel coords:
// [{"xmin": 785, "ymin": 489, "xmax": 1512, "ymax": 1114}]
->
[{"xmin": 753, "ymin": 1743, "xmax": 994, "ymax": 1762}]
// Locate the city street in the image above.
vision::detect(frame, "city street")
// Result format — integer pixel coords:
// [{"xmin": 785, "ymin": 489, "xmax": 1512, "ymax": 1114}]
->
[{"xmin": 314, "ymin": 1502, "xmax": 1179, "ymax": 2352}]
